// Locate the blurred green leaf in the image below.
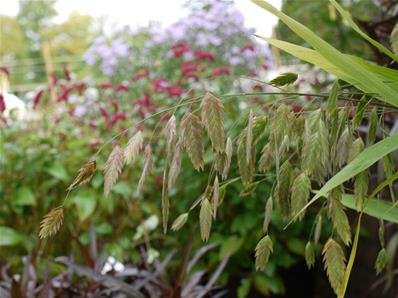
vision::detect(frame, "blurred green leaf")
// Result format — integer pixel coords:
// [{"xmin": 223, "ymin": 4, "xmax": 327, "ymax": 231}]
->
[
  {"xmin": 47, "ymin": 162, "xmax": 69, "ymax": 182},
  {"xmin": 269, "ymin": 72, "xmax": 298, "ymax": 87},
  {"xmin": 113, "ymin": 181, "xmax": 134, "ymax": 197},
  {"xmin": 0, "ymin": 226, "xmax": 23, "ymax": 246},
  {"xmin": 13, "ymin": 187, "xmax": 36, "ymax": 206},
  {"xmin": 254, "ymin": 273, "xmax": 285, "ymax": 295},
  {"xmin": 237, "ymin": 277, "xmax": 252, "ymax": 298},
  {"xmin": 220, "ymin": 236, "xmax": 243, "ymax": 258},
  {"xmin": 72, "ymin": 192, "xmax": 97, "ymax": 221},
  {"xmin": 342, "ymin": 195, "xmax": 398, "ymax": 224}
]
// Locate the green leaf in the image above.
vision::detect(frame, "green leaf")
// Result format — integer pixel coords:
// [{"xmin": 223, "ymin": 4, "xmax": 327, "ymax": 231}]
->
[
  {"xmin": 269, "ymin": 72, "xmax": 298, "ymax": 87},
  {"xmin": 252, "ymin": 0, "xmax": 398, "ymax": 107},
  {"xmin": 290, "ymin": 134, "xmax": 398, "ymax": 224},
  {"xmin": 262, "ymin": 38, "xmax": 398, "ymax": 95},
  {"xmin": 342, "ymin": 195, "xmax": 398, "ymax": 224},
  {"xmin": 72, "ymin": 192, "xmax": 97, "ymax": 222},
  {"xmin": 47, "ymin": 162, "xmax": 69, "ymax": 181},
  {"xmin": 329, "ymin": 0, "xmax": 398, "ymax": 63},
  {"xmin": 112, "ymin": 181, "xmax": 133, "ymax": 197},
  {"xmin": 220, "ymin": 236, "xmax": 243, "ymax": 258},
  {"xmin": 13, "ymin": 187, "xmax": 36, "ymax": 206},
  {"xmin": 0, "ymin": 226, "xmax": 22, "ymax": 246},
  {"xmin": 238, "ymin": 278, "xmax": 252, "ymax": 298}
]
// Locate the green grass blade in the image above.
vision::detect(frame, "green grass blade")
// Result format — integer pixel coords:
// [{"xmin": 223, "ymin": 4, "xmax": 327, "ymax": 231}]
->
[
  {"xmin": 251, "ymin": 0, "xmax": 398, "ymax": 107},
  {"xmin": 342, "ymin": 195, "xmax": 398, "ymax": 224},
  {"xmin": 338, "ymin": 213, "xmax": 362, "ymax": 298},
  {"xmin": 259, "ymin": 37, "xmax": 398, "ymax": 94},
  {"xmin": 329, "ymin": 0, "xmax": 398, "ymax": 63}
]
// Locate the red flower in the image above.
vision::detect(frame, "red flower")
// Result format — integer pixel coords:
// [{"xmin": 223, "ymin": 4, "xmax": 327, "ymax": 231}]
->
[
  {"xmin": 88, "ymin": 140, "xmax": 100, "ymax": 148},
  {"xmin": 115, "ymin": 112, "xmax": 126, "ymax": 121},
  {"xmin": 134, "ymin": 94, "xmax": 151, "ymax": 107},
  {"xmin": 194, "ymin": 50, "xmax": 215, "ymax": 62},
  {"xmin": 0, "ymin": 94, "xmax": 5, "ymax": 113},
  {"xmin": 313, "ymin": 77, "xmax": 321, "ymax": 85},
  {"xmin": 183, "ymin": 73, "xmax": 200, "ymax": 82},
  {"xmin": 110, "ymin": 100, "xmax": 119, "ymax": 111},
  {"xmin": 240, "ymin": 43, "xmax": 255, "ymax": 52},
  {"xmin": 116, "ymin": 83, "xmax": 129, "ymax": 93},
  {"xmin": 74, "ymin": 82, "xmax": 86, "ymax": 95},
  {"xmin": 172, "ymin": 42, "xmax": 190, "ymax": 58},
  {"xmin": 147, "ymin": 105, "xmax": 158, "ymax": 113},
  {"xmin": 212, "ymin": 66, "xmax": 231, "ymax": 76},
  {"xmin": 57, "ymin": 86, "xmax": 70, "ymax": 102},
  {"xmin": 181, "ymin": 63, "xmax": 203, "ymax": 76},
  {"xmin": 167, "ymin": 85, "xmax": 183, "ymax": 97},
  {"xmin": 100, "ymin": 82, "xmax": 113, "ymax": 90},
  {"xmin": 154, "ymin": 175, "xmax": 163, "ymax": 187},
  {"xmin": 106, "ymin": 115, "xmax": 118, "ymax": 128},
  {"xmin": 291, "ymin": 105, "xmax": 304, "ymax": 113},
  {"xmin": 252, "ymin": 84, "xmax": 263, "ymax": 91},
  {"xmin": 0, "ymin": 66, "xmax": 10, "ymax": 77},
  {"xmin": 63, "ymin": 64, "xmax": 71, "ymax": 81},
  {"xmin": 248, "ymin": 71, "xmax": 257, "ymax": 77},
  {"xmin": 105, "ymin": 112, "xmax": 125, "ymax": 128},
  {"xmin": 152, "ymin": 78, "xmax": 169, "ymax": 93},
  {"xmin": 51, "ymin": 73, "xmax": 58, "ymax": 85},
  {"xmin": 132, "ymin": 69, "xmax": 149, "ymax": 81},
  {"xmin": 33, "ymin": 90, "xmax": 44, "ymax": 108},
  {"xmin": 99, "ymin": 107, "xmax": 109, "ymax": 118}
]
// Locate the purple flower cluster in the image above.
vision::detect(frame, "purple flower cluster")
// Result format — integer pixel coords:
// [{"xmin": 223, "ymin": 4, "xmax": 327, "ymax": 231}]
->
[
  {"xmin": 83, "ymin": 0, "xmax": 273, "ymax": 77},
  {"xmin": 148, "ymin": 0, "xmax": 271, "ymax": 70},
  {"xmin": 84, "ymin": 36, "xmax": 130, "ymax": 76}
]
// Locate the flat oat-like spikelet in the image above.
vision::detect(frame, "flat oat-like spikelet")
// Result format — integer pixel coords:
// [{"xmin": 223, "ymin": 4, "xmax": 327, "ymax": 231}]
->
[
  {"xmin": 222, "ymin": 137, "xmax": 233, "ymax": 180},
  {"xmin": 165, "ymin": 115, "xmax": 177, "ymax": 155},
  {"xmin": 258, "ymin": 143, "xmax": 273, "ymax": 173},
  {"xmin": 322, "ymin": 238, "xmax": 346, "ymax": 295},
  {"xmin": 305, "ymin": 241, "xmax": 315, "ymax": 269},
  {"xmin": 200, "ymin": 198, "xmax": 212, "ymax": 242},
  {"xmin": 212, "ymin": 176, "xmax": 219, "ymax": 219},
  {"xmin": 330, "ymin": 199, "xmax": 351, "ymax": 245},
  {"xmin": 168, "ymin": 138, "xmax": 183, "ymax": 191},
  {"xmin": 290, "ymin": 172, "xmax": 311, "ymax": 221},
  {"xmin": 237, "ymin": 130, "xmax": 255, "ymax": 187},
  {"xmin": 67, "ymin": 160, "xmax": 96, "ymax": 191},
  {"xmin": 136, "ymin": 145, "xmax": 153, "ymax": 196},
  {"xmin": 263, "ymin": 196, "xmax": 273, "ymax": 233},
  {"xmin": 201, "ymin": 92, "xmax": 225, "ymax": 153},
  {"xmin": 124, "ymin": 131, "xmax": 143, "ymax": 165},
  {"xmin": 104, "ymin": 145, "xmax": 124, "ymax": 196},
  {"xmin": 255, "ymin": 235, "xmax": 273, "ymax": 271},
  {"xmin": 39, "ymin": 206, "xmax": 64, "ymax": 239},
  {"xmin": 275, "ymin": 160, "xmax": 292, "ymax": 219},
  {"xmin": 181, "ymin": 112, "xmax": 204, "ymax": 171},
  {"xmin": 171, "ymin": 213, "xmax": 189, "ymax": 231},
  {"xmin": 246, "ymin": 109, "xmax": 254, "ymax": 164}
]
